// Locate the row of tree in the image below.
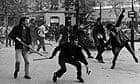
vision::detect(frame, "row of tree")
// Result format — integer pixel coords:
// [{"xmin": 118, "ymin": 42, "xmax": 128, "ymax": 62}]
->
[{"xmin": 1, "ymin": 0, "xmax": 140, "ymax": 25}]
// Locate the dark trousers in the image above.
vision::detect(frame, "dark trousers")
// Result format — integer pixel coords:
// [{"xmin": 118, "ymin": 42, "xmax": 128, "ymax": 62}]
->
[
  {"xmin": 111, "ymin": 42, "xmax": 138, "ymax": 69},
  {"xmin": 95, "ymin": 39, "xmax": 105, "ymax": 61},
  {"xmin": 55, "ymin": 57, "xmax": 82, "ymax": 78}
]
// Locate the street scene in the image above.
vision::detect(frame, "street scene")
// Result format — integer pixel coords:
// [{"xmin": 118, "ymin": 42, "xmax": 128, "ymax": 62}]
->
[
  {"xmin": 0, "ymin": 42, "xmax": 140, "ymax": 84},
  {"xmin": 1, "ymin": 0, "xmax": 140, "ymax": 84}
]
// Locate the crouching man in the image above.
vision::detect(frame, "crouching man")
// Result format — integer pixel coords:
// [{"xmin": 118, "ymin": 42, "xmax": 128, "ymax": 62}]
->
[{"xmin": 49, "ymin": 35, "xmax": 90, "ymax": 83}]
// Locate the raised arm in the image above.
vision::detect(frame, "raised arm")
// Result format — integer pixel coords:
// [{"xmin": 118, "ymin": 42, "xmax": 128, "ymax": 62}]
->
[{"xmin": 115, "ymin": 8, "xmax": 125, "ymax": 27}]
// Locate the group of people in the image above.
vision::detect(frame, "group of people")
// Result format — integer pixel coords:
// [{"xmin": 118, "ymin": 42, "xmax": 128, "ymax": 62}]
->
[
  {"xmin": 91, "ymin": 8, "xmax": 138, "ymax": 69},
  {"xmin": 0, "ymin": 24, "xmax": 15, "ymax": 47},
  {"xmin": 8, "ymin": 17, "xmax": 48, "ymax": 79},
  {"xmin": 8, "ymin": 16, "xmax": 92, "ymax": 82},
  {"xmin": 8, "ymin": 8, "xmax": 139, "ymax": 83}
]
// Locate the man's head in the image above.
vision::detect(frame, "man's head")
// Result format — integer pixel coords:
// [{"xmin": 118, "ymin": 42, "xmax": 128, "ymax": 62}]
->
[
  {"xmin": 69, "ymin": 35, "xmax": 78, "ymax": 45},
  {"xmin": 97, "ymin": 17, "xmax": 101, "ymax": 22},
  {"xmin": 19, "ymin": 17, "xmax": 29, "ymax": 27},
  {"xmin": 106, "ymin": 23, "xmax": 113, "ymax": 30},
  {"xmin": 96, "ymin": 17, "xmax": 101, "ymax": 24}
]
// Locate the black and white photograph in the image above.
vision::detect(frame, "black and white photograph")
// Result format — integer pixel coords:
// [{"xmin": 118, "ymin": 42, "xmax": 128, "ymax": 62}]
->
[{"xmin": 0, "ymin": 0, "xmax": 140, "ymax": 84}]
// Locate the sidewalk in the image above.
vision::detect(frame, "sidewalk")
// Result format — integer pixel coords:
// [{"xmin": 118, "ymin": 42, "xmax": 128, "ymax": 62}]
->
[{"xmin": 0, "ymin": 42, "xmax": 140, "ymax": 84}]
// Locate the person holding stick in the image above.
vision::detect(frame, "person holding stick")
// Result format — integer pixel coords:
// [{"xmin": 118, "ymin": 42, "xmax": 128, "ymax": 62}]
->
[
  {"xmin": 49, "ymin": 35, "xmax": 91, "ymax": 83},
  {"xmin": 8, "ymin": 17, "xmax": 32, "ymax": 79}
]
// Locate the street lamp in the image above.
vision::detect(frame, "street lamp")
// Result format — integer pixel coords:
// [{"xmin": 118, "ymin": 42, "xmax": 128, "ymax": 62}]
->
[
  {"xmin": 4, "ymin": 0, "xmax": 8, "ymax": 25},
  {"xmin": 100, "ymin": 0, "xmax": 102, "ymax": 20},
  {"xmin": 75, "ymin": 0, "xmax": 79, "ymax": 26},
  {"xmin": 131, "ymin": 0, "xmax": 135, "ymax": 50}
]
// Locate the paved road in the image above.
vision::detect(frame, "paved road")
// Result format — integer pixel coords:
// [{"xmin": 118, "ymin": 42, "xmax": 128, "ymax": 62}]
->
[{"xmin": 0, "ymin": 42, "xmax": 140, "ymax": 84}]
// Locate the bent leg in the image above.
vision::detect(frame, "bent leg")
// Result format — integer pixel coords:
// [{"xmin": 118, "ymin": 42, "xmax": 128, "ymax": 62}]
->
[
  {"xmin": 96, "ymin": 45, "xmax": 105, "ymax": 63},
  {"xmin": 56, "ymin": 58, "xmax": 67, "ymax": 78},
  {"xmin": 68, "ymin": 60, "xmax": 82, "ymax": 79}
]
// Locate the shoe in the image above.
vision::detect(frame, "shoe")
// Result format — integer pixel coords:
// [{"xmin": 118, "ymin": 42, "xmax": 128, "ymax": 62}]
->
[
  {"xmin": 14, "ymin": 71, "xmax": 18, "ymax": 79},
  {"xmin": 53, "ymin": 72, "xmax": 57, "ymax": 82},
  {"xmin": 110, "ymin": 64, "xmax": 115, "ymax": 69},
  {"xmin": 133, "ymin": 57, "xmax": 138, "ymax": 63},
  {"xmin": 111, "ymin": 65, "xmax": 115, "ymax": 69},
  {"xmin": 77, "ymin": 77, "xmax": 84, "ymax": 83},
  {"xmin": 24, "ymin": 75, "xmax": 31, "ymax": 79}
]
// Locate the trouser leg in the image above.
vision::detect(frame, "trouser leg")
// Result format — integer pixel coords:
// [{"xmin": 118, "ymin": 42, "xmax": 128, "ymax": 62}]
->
[
  {"xmin": 42, "ymin": 39, "xmax": 46, "ymax": 51},
  {"xmin": 75, "ymin": 63, "xmax": 82, "ymax": 78},
  {"xmin": 96, "ymin": 39, "xmax": 105, "ymax": 61},
  {"xmin": 22, "ymin": 49, "xmax": 30, "ymax": 76},
  {"xmin": 56, "ymin": 59, "xmax": 66, "ymax": 78},
  {"xmin": 15, "ymin": 62, "xmax": 20, "ymax": 72},
  {"xmin": 15, "ymin": 49, "xmax": 22, "ymax": 71},
  {"xmin": 124, "ymin": 42, "xmax": 138, "ymax": 63},
  {"xmin": 14, "ymin": 49, "xmax": 22, "ymax": 78},
  {"xmin": 68, "ymin": 60, "xmax": 82, "ymax": 78},
  {"xmin": 111, "ymin": 47, "xmax": 121, "ymax": 69},
  {"xmin": 96, "ymin": 45, "xmax": 104, "ymax": 62}
]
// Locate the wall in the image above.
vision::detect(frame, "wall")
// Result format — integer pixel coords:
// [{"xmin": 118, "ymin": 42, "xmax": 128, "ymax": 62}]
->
[{"xmin": 44, "ymin": 12, "xmax": 65, "ymax": 26}]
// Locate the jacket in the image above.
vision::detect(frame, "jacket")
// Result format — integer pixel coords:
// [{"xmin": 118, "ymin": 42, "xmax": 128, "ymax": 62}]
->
[
  {"xmin": 52, "ymin": 42, "xmax": 88, "ymax": 65},
  {"xmin": 8, "ymin": 24, "xmax": 31, "ymax": 49}
]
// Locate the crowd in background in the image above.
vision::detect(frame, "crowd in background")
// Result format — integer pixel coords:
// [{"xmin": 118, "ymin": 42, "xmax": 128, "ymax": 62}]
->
[
  {"xmin": 0, "ymin": 17, "xmax": 139, "ymax": 50},
  {"xmin": 0, "ymin": 18, "xmax": 92, "ymax": 49}
]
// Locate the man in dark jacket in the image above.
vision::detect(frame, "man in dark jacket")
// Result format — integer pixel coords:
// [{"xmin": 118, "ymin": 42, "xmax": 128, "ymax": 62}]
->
[
  {"xmin": 49, "ymin": 35, "xmax": 90, "ymax": 83},
  {"xmin": 58, "ymin": 25, "xmax": 69, "ymax": 45},
  {"xmin": 105, "ymin": 8, "xmax": 138, "ymax": 69},
  {"xmin": 29, "ymin": 18, "xmax": 38, "ymax": 48},
  {"xmin": 106, "ymin": 23, "xmax": 138, "ymax": 69},
  {"xmin": 92, "ymin": 17, "xmax": 106, "ymax": 63},
  {"xmin": 9, "ymin": 17, "xmax": 32, "ymax": 79}
]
